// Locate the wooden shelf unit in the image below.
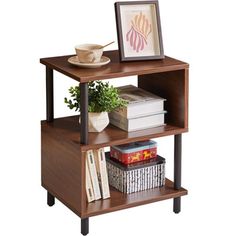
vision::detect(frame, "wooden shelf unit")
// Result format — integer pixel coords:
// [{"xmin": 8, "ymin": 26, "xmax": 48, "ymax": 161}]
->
[{"xmin": 40, "ymin": 50, "xmax": 189, "ymax": 235}]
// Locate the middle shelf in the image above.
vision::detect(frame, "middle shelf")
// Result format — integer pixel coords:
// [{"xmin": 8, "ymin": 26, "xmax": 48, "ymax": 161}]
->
[{"xmin": 41, "ymin": 115, "xmax": 188, "ymax": 151}]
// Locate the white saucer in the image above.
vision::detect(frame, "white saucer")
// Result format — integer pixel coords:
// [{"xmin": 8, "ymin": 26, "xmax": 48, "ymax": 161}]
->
[{"xmin": 68, "ymin": 56, "xmax": 110, "ymax": 68}]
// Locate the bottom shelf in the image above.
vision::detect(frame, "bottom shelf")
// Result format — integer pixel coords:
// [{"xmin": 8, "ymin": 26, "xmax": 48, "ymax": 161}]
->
[{"xmin": 84, "ymin": 178, "xmax": 187, "ymax": 217}]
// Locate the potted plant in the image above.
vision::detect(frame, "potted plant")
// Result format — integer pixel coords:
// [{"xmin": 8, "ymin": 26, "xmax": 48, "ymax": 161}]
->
[{"xmin": 64, "ymin": 81, "xmax": 127, "ymax": 132}]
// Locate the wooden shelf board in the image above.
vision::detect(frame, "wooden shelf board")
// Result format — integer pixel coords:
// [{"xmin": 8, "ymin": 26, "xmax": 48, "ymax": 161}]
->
[
  {"xmin": 40, "ymin": 50, "xmax": 189, "ymax": 83},
  {"xmin": 83, "ymin": 178, "xmax": 187, "ymax": 218},
  {"xmin": 41, "ymin": 116, "xmax": 188, "ymax": 151}
]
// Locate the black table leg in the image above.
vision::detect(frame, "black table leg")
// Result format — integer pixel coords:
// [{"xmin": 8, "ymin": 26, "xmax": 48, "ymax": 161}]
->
[
  {"xmin": 80, "ymin": 82, "xmax": 88, "ymax": 144},
  {"xmin": 173, "ymin": 134, "xmax": 182, "ymax": 213},
  {"xmin": 81, "ymin": 218, "xmax": 89, "ymax": 235},
  {"xmin": 47, "ymin": 191, "xmax": 55, "ymax": 207},
  {"xmin": 80, "ymin": 83, "xmax": 89, "ymax": 235},
  {"xmin": 46, "ymin": 67, "xmax": 54, "ymax": 122}
]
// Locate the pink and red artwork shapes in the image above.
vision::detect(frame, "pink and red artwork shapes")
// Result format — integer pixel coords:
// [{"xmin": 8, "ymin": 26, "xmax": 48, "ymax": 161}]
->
[{"xmin": 126, "ymin": 12, "xmax": 152, "ymax": 53}]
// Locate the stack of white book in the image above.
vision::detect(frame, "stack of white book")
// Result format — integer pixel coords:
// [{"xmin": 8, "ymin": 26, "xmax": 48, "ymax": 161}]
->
[
  {"xmin": 109, "ymin": 85, "xmax": 166, "ymax": 132},
  {"xmin": 86, "ymin": 148, "xmax": 110, "ymax": 203}
]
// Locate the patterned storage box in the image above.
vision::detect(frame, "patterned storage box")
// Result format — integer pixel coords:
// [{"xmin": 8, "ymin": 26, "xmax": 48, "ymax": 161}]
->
[
  {"xmin": 106, "ymin": 153, "xmax": 165, "ymax": 194},
  {"xmin": 110, "ymin": 140, "xmax": 157, "ymax": 165}
]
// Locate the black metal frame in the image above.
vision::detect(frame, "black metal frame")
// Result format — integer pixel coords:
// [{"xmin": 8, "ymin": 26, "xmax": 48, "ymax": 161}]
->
[
  {"xmin": 81, "ymin": 218, "xmax": 89, "ymax": 236},
  {"xmin": 47, "ymin": 191, "xmax": 55, "ymax": 206},
  {"xmin": 46, "ymin": 67, "xmax": 54, "ymax": 122},
  {"xmin": 46, "ymin": 67, "xmax": 55, "ymax": 208},
  {"xmin": 45, "ymin": 67, "xmax": 90, "ymax": 235},
  {"xmin": 80, "ymin": 82, "xmax": 89, "ymax": 234},
  {"xmin": 80, "ymin": 83, "xmax": 88, "ymax": 144},
  {"xmin": 44, "ymin": 66, "xmax": 183, "ymax": 234},
  {"xmin": 173, "ymin": 134, "xmax": 182, "ymax": 213}
]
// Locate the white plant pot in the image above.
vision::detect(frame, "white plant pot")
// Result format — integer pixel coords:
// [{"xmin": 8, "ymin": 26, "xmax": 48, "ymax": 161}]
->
[{"xmin": 88, "ymin": 112, "xmax": 109, "ymax": 132}]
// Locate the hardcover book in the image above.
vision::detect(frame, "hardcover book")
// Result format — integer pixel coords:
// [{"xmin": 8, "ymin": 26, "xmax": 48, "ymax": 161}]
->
[
  {"xmin": 86, "ymin": 150, "xmax": 101, "ymax": 200},
  {"xmin": 85, "ymin": 160, "xmax": 95, "ymax": 202},
  {"xmin": 112, "ymin": 85, "xmax": 166, "ymax": 119},
  {"xmin": 109, "ymin": 111, "xmax": 166, "ymax": 132},
  {"xmin": 94, "ymin": 148, "xmax": 110, "ymax": 199}
]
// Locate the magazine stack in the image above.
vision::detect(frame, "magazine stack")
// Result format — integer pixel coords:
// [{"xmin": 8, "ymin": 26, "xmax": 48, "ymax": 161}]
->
[{"xmin": 106, "ymin": 140, "xmax": 166, "ymax": 194}]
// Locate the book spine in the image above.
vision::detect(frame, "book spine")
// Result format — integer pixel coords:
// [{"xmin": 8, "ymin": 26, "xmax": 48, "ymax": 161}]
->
[
  {"xmin": 110, "ymin": 108, "xmax": 127, "ymax": 119},
  {"xmin": 97, "ymin": 148, "xmax": 110, "ymax": 199},
  {"xmin": 85, "ymin": 160, "xmax": 95, "ymax": 203},
  {"xmin": 109, "ymin": 116, "xmax": 128, "ymax": 131},
  {"xmin": 86, "ymin": 150, "xmax": 101, "ymax": 200}
]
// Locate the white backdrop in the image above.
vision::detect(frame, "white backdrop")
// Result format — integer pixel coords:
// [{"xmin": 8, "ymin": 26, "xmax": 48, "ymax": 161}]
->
[{"xmin": 1, "ymin": 0, "xmax": 236, "ymax": 235}]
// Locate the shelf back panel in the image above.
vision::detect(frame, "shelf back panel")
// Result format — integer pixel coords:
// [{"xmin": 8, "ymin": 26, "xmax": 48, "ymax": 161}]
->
[{"xmin": 138, "ymin": 69, "xmax": 188, "ymax": 129}]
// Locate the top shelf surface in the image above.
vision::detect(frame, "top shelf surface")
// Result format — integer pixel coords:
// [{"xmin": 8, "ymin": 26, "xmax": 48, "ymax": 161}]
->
[{"xmin": 40, "ymin": 50, "xmax": 189, "ymax": 83}]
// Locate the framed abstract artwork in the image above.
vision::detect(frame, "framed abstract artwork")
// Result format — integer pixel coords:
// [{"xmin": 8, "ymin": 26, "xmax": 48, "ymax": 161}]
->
[{"xmin": 115, "ymin": 1, "xmax": 164, "ymax": 61}]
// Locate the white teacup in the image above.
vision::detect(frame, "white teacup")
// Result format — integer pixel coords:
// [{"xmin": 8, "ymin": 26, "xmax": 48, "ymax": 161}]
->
[{"xmin": 75, "ymin": 44, "xmax": 103, "ymax": 63}]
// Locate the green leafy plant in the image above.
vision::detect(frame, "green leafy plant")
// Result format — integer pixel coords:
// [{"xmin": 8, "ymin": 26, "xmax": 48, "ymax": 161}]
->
[{"xmin": 64, "ymin": 81, "xmax": 128, "ymax": 113}]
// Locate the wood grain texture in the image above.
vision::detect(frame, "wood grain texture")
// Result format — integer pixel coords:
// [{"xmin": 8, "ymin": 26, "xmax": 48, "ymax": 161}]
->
[
  {"xmin": 40, "ymin": 54, "xmax": 189, "ymax": 220},
  {"xmin": 41, "ymin": 117, "xmax": 188, "ymax": 218},
  {"xmin": 84, "ymin": 178, "xmax": 187, "ymax": 218},
  {"xmin": 41, "ymin": 116, "xmax": 188, "ymax": 152},
  {"xmin": 138, "ymin": 69, "xmax": 189, "ymax": 129},
  {"xmin": 40, "ymin": 50, "xmax": 189, "ymax": 83},
  {"xmin": 41, "ymin": 120, "xmax": 86, "ymax": 218}
]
